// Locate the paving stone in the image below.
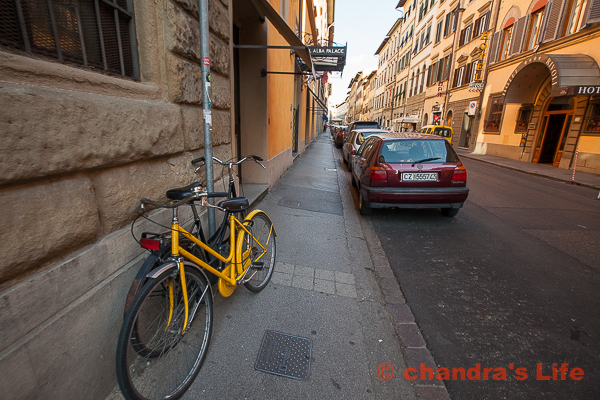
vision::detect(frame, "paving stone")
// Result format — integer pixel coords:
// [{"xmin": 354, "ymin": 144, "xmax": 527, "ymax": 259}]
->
[
  {"xmin": 315, "ymin": 268, "xmax": 335, "ymax": 281},
  {"xmin": 294, "ymin": 265, "xmax": 315, "ymax": 278},
  {"xmin": 271, "ymin": 271, "xmax": 292, "ymax": 286},
  {"xmin": 334, "ymin": 271, "xmax": 355, "ymax": 285},
  {"xmin": 335, "ymin": 282, "xmax": 357, "ymax": 298},
  {"xmin": 314, "ymin": 279, "xmax": 335, "ymax": 295},
  {"xmin": 275, "ymin": 262, "xmax": 294, "ymax": 274},
  {"xmin": 291, "ymin": 275, "xmax": 313, "ymax": 290}
]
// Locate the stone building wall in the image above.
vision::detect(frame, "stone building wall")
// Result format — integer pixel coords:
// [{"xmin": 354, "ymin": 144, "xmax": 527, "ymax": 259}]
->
[{"xmin": 0, "ymin": 0, "xmax": 232, "ymax": 398}]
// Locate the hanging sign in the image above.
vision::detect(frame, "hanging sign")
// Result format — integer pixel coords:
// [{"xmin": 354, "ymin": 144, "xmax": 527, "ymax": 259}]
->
[{"xmin": 308, "ymin": 46, "xmax": 347, "ymax": 72}]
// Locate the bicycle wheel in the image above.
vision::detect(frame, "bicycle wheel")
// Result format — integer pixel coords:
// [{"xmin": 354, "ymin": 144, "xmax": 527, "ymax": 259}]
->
[
  {"xmin": 241, "ymin": 212, "xmax": 276, "ymax": 292},
  {"xmin": 116, "ymin": 265, "xmax": 213, "ymax": 400}
]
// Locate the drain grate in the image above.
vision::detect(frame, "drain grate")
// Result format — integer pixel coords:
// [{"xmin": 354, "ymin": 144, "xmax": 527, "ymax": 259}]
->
[{"xmin": 255, "ymin": 330, "xmax": 312, "ymax": 380}]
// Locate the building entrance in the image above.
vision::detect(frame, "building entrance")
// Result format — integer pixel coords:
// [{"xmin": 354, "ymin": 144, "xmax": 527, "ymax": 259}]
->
[{"xmin": 532, "ymin": 97, "xmax": 574, "ymax": 166}]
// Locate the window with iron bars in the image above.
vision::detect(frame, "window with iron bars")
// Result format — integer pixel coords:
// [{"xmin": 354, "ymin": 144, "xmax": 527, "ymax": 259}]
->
[{"xmin": 0, "ymin": 0, "xmax": 139, "ymax": 79}]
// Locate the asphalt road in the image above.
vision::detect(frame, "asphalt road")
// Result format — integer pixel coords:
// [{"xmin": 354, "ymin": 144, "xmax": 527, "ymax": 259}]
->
[{"xmin": 343, "ymin": 155, "xmax": 600, "ymax": 399}]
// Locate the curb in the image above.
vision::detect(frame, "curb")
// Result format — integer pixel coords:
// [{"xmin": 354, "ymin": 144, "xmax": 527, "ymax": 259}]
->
[{"xmin": 361, "ymin": 217, "xmax": 452, "ymax": 400}]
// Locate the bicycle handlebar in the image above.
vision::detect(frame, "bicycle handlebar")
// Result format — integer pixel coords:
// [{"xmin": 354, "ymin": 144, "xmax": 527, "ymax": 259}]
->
[
  {"xmin": 191, "ymin": 155, "xmax": 265, "ymax": 169},
  {"xmin": 140, "ymin": 191, "xmax": 228, "ymax": 209}
]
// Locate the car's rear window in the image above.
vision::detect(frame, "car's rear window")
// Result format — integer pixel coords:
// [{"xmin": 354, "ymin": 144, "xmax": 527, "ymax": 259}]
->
[
  {"xmin": 356, "ymin": 130, "xmax": 380, "ymax": 145},
  {"xmin": 378, "ymin": 139, "xmax": 460, "ymax": 163},
  {"xmin": 354, "ymin": 123, "xmax": 378, "ymax": 129},
  {"xmin": 433, "ymin": 128, "xmax": 451, "ymax": 138}
]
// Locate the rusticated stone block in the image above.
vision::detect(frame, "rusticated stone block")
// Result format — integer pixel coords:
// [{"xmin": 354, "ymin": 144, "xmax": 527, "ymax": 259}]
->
[
  {"xmin": 209, "ymin": 0, "xmax": 230, "ymax": 43},
  {"xmin": 165, "ymin": 1, "xmax": 200, "ymax": 63},
  {"xmin": 181, "ymin": 107, "xmax": 231, "ymax": 151},
  {"xmin": 181, "ymin": 105, "xmax": 205, "ymax": 150},
  {"xmin": 0, "ymin": 83, "xmax": 184, "ymax": 185},
  {"xmin": 172, "ymin": 0, "xmax": 199, "ymax": 19},
  {"xmin": 92, "ymin": 154, "xmax": 203, "ymax": 234},
  {"xmin": 0, "ymin": 178, "xmax": 99, "ymax": 284},
  {"xmin": 167, "ymin": 54, "xmax": 203, "ymax": 105},
  {"xmin": 211, "ymin": 73, "xmax": 231, "ymax": 109},
  {"xmin": 210, "ymin": 34, "xmax": 230, "ymax": 77},
  {"xmin": 212, "ymin": 109, "xmax": 232, "ymax": 146}
]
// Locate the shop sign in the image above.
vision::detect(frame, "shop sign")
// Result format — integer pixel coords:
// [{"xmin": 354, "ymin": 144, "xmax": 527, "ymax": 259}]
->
[{"xmin": 437, "ymin": 82, "xmax": 444, "ymax": 97}]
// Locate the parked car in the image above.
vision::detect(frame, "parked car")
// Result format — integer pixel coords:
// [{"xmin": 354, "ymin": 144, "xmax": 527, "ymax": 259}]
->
[
  {"xmin": 350, "ymin": 132, "xmax": 469, "ymax": 216},
  {"xmin": 334, "ymin": 126, "xmax": 347, "ymax": 148},
  {"xmin": 343, "ymin": 128, "xmax": 389, "ymax": 171},
  {"xmin": 420, "ymin": 125, "xmax": 453, "ymax": 143},
  {"xmin": 346, "ymin": 120, "xmax": 380, "ymax": 142}
]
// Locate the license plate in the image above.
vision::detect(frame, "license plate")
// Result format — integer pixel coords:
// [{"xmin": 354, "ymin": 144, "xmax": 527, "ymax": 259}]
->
[{"xmin": 402, "ymin": 172, "xmax": 437, "ymax": 181}]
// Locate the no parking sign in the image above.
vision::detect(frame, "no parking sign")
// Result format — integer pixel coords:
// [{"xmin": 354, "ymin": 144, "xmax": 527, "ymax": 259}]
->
[{"xmin": 468, "ymin": 101, "xmax": 477, "ymax": 116}]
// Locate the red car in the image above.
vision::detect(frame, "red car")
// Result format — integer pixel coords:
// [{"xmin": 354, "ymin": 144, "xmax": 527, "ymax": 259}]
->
[{"xmin": 350, "ymin": 132, "xmax": 469, "ymax": 216}]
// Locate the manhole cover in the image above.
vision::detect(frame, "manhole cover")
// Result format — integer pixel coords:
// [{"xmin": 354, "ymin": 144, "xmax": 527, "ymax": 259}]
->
[
  {"xmin": 255, "ymin": 330, "xmax": 312, "ymax": 380},
  {"xmin": 279, "ymin": 198, "xmax": 301, "ymax": 208},
  {"xmin": 325, "ymin": 168, "xmax": 337, "ymax": 171}
]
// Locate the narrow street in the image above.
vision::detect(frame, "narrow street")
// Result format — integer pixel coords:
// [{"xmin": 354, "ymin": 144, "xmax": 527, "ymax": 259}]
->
[{"xmin": 336, "ymin": 148, "xmax": 600, "ymax": 399}]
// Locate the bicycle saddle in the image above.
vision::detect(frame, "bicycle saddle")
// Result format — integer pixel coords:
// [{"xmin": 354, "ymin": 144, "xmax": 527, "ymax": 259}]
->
[
  {"xmin": 218, "ymin": 197, "xmax": 249, "ymax": 212},
  {"xmin": 166, "ymin": 182, "xmax": 202, "ymax": 200}
]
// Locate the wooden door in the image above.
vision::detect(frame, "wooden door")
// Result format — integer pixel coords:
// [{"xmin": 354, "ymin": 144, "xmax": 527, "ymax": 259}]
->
[{"xmin": 553, "ymin": 115, "xmax": 573, "ymax": 167}]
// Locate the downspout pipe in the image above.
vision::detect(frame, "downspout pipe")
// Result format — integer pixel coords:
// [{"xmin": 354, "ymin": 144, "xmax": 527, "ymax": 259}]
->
[{"xmin": 199, "ymin": 0, "xmax": 216, "ymax": 235}]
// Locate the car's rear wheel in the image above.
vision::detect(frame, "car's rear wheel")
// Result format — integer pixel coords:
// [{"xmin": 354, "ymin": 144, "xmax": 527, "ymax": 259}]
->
[
  {"xmin": 359, "ymin": 191, "xmax": 372, "ymax": 215},
  {"xmin": 441, "ymin": 208, "xmax": 460, "ymax": 217}
]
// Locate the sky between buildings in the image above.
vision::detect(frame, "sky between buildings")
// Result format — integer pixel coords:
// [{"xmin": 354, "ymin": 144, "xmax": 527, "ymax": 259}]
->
[{"xmin": 328, "ymin": 0, "xmax": 404, "ymax": 107}]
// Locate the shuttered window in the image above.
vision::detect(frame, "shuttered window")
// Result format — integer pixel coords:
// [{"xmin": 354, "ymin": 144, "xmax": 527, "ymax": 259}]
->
[
  {"xmin": 562, "ymin": 0, "xmax": 588, "ymax": 35},
  {"xmin": 525, "ymin": 8, "xmax": 546, "ymax": 50},
  {"xmin": 499, "ymin": 24, "xmax": 514, "ymax": 61},
  {"xmin": 510, "ymin": 16, "xmax": 528, "ymax": 56},
  {"xmin": 0, "ymin": 0, "xmax": 138, "ymax": 78}
]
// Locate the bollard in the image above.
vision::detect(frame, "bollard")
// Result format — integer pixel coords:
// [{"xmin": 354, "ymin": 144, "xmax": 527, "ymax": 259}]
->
[{"xmin": 571, "ymin": 148, "xmax": 579, "ymax": 184}]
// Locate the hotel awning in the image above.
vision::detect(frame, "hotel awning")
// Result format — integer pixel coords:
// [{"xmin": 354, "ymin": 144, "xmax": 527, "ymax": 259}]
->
[
  {"xmin": 503, "ymin": 54, "xmax": 600, "ymax": 103},
  {"xmin": 251, "ymin": 0, "xmax": 313, "ymax": 70}
]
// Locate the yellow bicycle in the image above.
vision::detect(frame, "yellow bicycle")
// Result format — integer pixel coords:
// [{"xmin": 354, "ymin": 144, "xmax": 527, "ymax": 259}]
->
[{"xmin": 116, "ymin": 186, "xmax": 276, "ymax": 400}]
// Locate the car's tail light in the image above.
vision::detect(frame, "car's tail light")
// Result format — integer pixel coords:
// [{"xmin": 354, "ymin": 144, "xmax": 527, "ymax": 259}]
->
[
  {"xmin": 351, "ymin": 150, "xmax": 356, "ymax": 156},
  {"xmin": 452, "ymin": 165, "xmax": 467, "ymax": 184},
  {"xmin": 369, "ymin": 166, "xmax": 388, "ymax": 186}
]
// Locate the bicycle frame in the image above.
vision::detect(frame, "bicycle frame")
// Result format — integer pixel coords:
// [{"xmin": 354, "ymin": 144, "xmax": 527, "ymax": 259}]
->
[{"xmin": 167, "ymin": 208, "xmax": 272, "ymax": 332}]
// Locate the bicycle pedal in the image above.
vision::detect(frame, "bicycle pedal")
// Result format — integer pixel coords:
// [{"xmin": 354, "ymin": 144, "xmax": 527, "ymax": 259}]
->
[{"xmin": 251, "ymin": 262, "xmax": 264, "ymax": 271}]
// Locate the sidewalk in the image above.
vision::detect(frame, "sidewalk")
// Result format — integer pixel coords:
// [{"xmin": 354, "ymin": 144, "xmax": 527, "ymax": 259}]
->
[
  {"xmin": 178, "ymin": 133, "xmax": 444, "ymax": 399},
  {"xmin": 456, "ymin": 149, "xmax": 600, "ymax": 191}
]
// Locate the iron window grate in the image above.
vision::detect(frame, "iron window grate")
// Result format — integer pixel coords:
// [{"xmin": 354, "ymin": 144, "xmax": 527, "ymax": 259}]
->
[{"xmin": 0, "ymin": 0, "xmax": 138, "ymax": 79}]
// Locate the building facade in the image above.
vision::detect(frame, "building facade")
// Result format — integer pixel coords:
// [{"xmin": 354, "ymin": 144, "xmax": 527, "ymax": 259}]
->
[
  {"xmin": 476, "ymin": 0, "xmax": 600, "ymax": 174},
  {"xmin": 0, "ymin": 0, "xmax": 334, "ymax": 397}
]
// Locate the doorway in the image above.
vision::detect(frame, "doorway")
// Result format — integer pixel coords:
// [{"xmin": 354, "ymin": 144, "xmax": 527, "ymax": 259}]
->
[
  {"xmin": 532, "ymin": 97, "xmax": 574, "ymax": 166},
  {"xmin": 459, "ymin": 113, "xmax": 472, "ymax": 148}
]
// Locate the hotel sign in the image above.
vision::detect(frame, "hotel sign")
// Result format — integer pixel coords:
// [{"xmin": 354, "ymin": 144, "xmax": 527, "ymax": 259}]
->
[
  {"xmin": 308, "ymin": 46, "xmax": 347, "ymax": 72},
  {"xmin": 474, "ymin": 32, "xmax": 490, "ymax": 82}
]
